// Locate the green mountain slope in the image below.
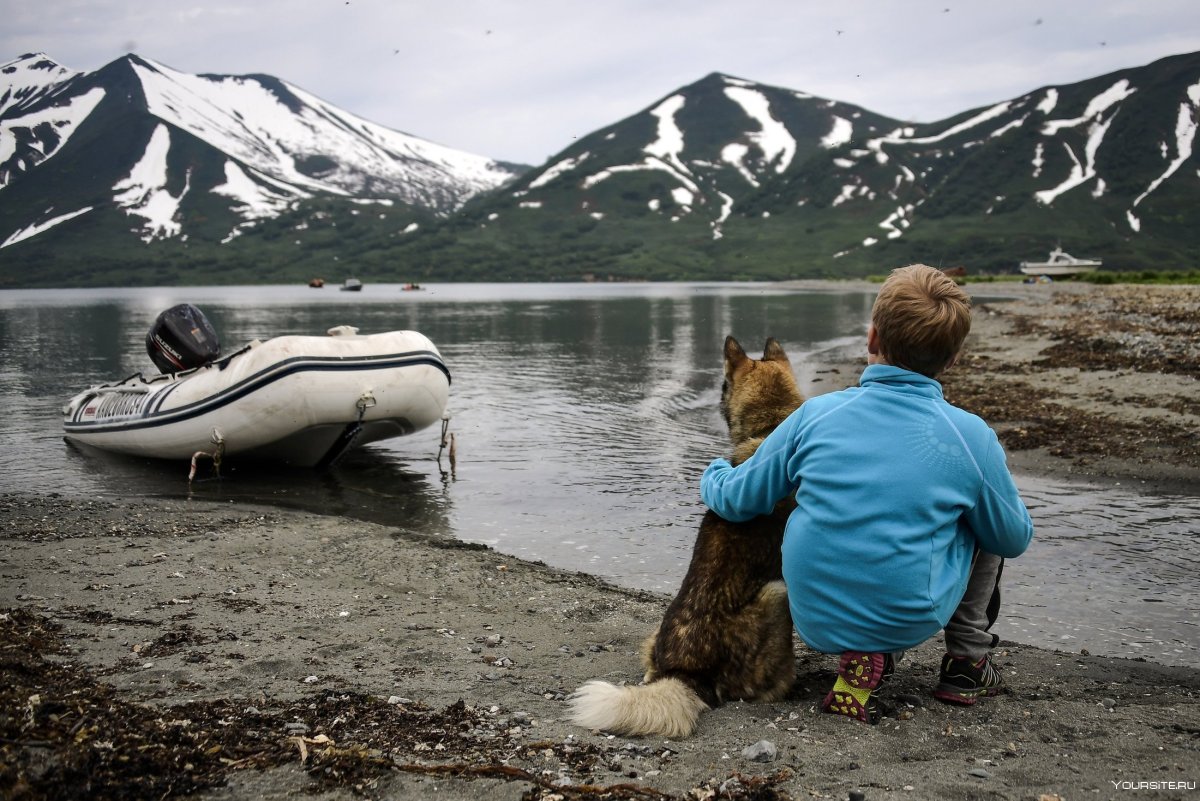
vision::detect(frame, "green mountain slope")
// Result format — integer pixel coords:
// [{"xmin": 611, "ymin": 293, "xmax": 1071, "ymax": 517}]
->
[{"xmin": 2, "ymin": 52, "xmax": 1197, "ymax": 286}]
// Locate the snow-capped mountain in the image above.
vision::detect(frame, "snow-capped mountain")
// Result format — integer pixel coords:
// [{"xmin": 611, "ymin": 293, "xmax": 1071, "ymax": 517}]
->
[
  {"xmin": 0, "ymin": 52, "xmax": 524, "ymax": 251},
  {"xmin": 466, "ymin": 51, "xmax": 1198, "ymax": 278},
  {"xmin": 502, "ymin": 72, "xmax": 902, "ymax": 242},
  {"xmin": 2, "ymin": 50, "xmax": 1197, "ymax": 286}
]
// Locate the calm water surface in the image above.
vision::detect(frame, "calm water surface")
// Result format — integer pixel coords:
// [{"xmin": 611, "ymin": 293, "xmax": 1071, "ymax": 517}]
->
[{"xmin": 0, "ymin": 283, "xmax": 1196, "ymax": 667}]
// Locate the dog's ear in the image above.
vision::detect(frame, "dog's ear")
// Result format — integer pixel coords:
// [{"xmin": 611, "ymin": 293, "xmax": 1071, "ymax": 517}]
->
[
  {"xmin": 724, "ymin": 335, "xmax": 749, "ymax": 376},
  {"xmin": 762, "ymin": 338, "xmax": 790, "ymax": 365}
]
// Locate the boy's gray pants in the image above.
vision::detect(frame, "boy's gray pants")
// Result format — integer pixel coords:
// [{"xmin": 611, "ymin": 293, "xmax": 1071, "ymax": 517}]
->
[{"xmin": 943, "ymin": 549, "xmax": 1005, "ymax": 661}]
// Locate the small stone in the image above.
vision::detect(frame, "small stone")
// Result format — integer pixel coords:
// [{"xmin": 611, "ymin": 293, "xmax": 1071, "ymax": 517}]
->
[
  {"xmin": 719, "ymin": 778, "xmax": 744, "ymax": 795},
  {"xmin": 1100, "ymin": 697, "xmax": 1117, "ymax": 709},
  {"xmin": 742, "ymin": 740, "xmax": 777, "ymax": 762},
  {"xmin": 387, "ymin": 696, "xmax": 412, "ymax": 705},
  {"xmin": 849, "ymin": 791, "xmax": 867, "ymax": 801},
  {"xmin": 512, "ymin": 711, "xmax": 533, "ymax": 725},
  {"xmin": 967, "ymin": 767, "xmax": 991, "ymax": 779},
  {"xmin": 284, "ymin": 722, "xmax": 309, "ymax": 733},
  {"xmin": 303, "ymin": 675, "xmax": 319, "ymax": 684}
]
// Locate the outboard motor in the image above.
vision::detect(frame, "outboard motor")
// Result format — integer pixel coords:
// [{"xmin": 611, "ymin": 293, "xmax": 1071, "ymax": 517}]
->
[{"xmin": 146, "ymin": 303, "xmax": 220, "ymax": 374}]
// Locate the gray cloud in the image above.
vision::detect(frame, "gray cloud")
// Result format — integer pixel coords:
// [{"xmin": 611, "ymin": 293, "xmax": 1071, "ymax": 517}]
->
[{"xmin": 4, "ymin": 0, "xmax": 1197, "ymax": 165}]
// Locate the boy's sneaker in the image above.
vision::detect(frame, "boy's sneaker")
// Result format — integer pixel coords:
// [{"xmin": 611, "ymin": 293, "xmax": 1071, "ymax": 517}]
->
[
  {"xmin": 822, "ymin": 651, "xmax": 895, "ymax": 724},
  {"xmin": 933, "ymin": 653, "xmax": 1003, "ymax": 705}
]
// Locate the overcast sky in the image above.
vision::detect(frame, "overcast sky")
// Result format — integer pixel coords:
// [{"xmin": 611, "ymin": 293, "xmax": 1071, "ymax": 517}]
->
[{"xmin": 4, "ymin": 1, "xmax": 1197, "ymax": 166}]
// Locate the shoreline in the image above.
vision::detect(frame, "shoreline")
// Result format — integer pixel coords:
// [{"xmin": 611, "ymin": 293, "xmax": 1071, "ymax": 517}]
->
[
  {"xmin": 3, "ymin": 282, "xmax": 1198, "ymax": 800},
  {"xmin": 2, "ymin": 493, "xmax": 1198, "ymax": 801},
  {"xmin": 795, "ymin": 280, "xmax": 1200, "ymax": 494}
]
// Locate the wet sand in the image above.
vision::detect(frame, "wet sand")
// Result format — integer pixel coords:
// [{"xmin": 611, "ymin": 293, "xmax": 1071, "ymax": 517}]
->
[{"xmin": 2, "ymin": 282, "xmax": 1198, "ymax": 800}]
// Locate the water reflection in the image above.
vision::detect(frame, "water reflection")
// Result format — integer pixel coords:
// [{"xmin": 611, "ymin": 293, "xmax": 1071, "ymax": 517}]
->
[
  {"xmin": 0, "ymin": 283, "xmax": 1196, "ymax": 668},
  {"xmin": 62, "ymin": 438, "xmax": 455, "ymax": 536}
]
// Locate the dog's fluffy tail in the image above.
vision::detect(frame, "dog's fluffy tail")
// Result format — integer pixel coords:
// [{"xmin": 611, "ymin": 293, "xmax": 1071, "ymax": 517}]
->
[{"xmin": 567, "ymin": 678, "xmax": 709, "ymax": 738}]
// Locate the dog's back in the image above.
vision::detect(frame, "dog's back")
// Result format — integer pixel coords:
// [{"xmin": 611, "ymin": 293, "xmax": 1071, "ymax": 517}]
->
[{"xmin": 569, "ymin": 336, "xmax": 803, "ymax": 737}]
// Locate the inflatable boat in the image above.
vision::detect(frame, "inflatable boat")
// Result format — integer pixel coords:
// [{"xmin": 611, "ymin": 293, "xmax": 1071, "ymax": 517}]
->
[{"xmin": 62, "ymin": 314, "xmax": 451, "ymax": 469}]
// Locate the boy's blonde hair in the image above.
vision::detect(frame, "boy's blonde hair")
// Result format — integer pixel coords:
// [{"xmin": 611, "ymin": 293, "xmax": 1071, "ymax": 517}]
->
[{"xmin": 871, "ymin": 264, "xmax": 972, "ymax": 378}]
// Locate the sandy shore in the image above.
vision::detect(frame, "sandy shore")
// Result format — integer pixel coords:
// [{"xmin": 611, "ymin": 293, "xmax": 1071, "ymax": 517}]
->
[{"xmin": 3, "ymin": 282, "xmax": 1198, "ymax": 801}]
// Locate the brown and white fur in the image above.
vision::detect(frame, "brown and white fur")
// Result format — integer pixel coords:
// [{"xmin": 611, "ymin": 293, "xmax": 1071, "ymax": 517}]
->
[{"xmin": 567, "ymin": 336, "xmax": 804, "ymax": 738}]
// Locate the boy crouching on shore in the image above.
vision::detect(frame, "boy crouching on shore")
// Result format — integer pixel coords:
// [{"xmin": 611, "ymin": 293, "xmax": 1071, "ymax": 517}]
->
[{"xmin": 701, "ymin": 264, "xmax": 1034, "ymax": 723}]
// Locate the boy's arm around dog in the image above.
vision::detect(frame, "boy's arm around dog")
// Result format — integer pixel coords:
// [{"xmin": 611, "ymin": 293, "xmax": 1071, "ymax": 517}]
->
[
  {"xmin": 701, "ymin": 370, "xmax": 1034, "ymax": 559},
  {"xmin": 700, "ymin": 410, "xmax": 801, "ymax": 523}
]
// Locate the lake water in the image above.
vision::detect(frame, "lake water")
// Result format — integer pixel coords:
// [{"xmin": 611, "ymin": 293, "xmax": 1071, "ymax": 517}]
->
[{"xmin": 1, "ymin": 282, "xmax": 1196, "ymax": 667}]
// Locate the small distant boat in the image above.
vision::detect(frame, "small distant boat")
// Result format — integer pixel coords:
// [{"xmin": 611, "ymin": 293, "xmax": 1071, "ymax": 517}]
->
[
  {"xmin": 341, "ymin": 278, "xmax": 364, "ymax": 292},
  {"xmin": 309, "ymin": 278, "xmax": 325, "ymax": 288},
  {"xmin": 1019, "ymin": 247, "xmax": 1102, "ymax": 276},
  {"xmin": 401, "ymin": 283, "xmax": 425, "ymax": 291}
]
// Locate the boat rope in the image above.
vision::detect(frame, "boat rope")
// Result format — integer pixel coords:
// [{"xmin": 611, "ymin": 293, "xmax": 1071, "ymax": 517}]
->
[
  {"xmin": 436, "ymin": 414, "xmax": 456, "ymax": 477},
  {"xmin": 314, "ymin": 392, "xmax": 376, "ymax": 471},
  {"xmin": 188, "ymin": 429, "xmax": 225, "ymax": 482}
]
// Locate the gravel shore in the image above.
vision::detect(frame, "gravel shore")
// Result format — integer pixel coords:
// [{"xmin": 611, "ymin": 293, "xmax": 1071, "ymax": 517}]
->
[
  {"xmin": 3, "ymin": 282, "xmax": 1198, "ymax": 801},
  {"xmin": 802, "ymin": 281, "xmax": 1200, "ymax": 492}
]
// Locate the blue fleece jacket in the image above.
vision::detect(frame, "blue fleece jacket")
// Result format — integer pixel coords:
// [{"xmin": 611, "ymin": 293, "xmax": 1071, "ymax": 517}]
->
[{"xmin": 701, "ymin": 364, "xmax": 1033, "ymax": 654}]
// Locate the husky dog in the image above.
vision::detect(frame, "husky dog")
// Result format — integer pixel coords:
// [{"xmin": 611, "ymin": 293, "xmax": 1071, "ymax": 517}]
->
[{"xmin": 568, "ymin": 336, "xmax": 804, "ymax": 738}]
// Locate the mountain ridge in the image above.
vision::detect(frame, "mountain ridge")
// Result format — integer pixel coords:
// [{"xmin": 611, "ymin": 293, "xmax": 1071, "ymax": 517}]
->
[
  {"xmin": 1, "ymin": 50, "xmax": 1197, "ymax": 286},
  {"xmin": 0, "ymin": 51, "xmax": 525, "ymax": 272}
]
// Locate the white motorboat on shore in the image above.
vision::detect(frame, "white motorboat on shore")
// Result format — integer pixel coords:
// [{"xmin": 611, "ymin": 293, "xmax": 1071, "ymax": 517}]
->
[
  {"xmin": 1019, "ymin": 247, "xmax": 1103, "ymax": 276},
  {"xmin": 63, "ymin": 322, "xmax": 450, "ymax": 469}
]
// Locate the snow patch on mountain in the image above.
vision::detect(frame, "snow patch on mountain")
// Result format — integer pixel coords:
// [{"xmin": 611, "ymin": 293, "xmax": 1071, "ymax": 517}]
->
[
  {"xmin": 645, "ymin": 95, "xmax": 691, "ymax": 178},
  {"xmin": 529, "ymin": 151, "xmax": 590, "ymax": 189},
  {"xmin": 722, "ymin": 143, "xmax": 758, "ymax": 186},
  {"xmin": 1, "ymin": 206, "xmax": 92, "ymax": 248},
  {"xmin": 0, "ymin": 86, "xmax": 105, "ymax": 189},
  {"xmin": 723, "ymin": 85, "xmax": 795, "ymax": 172},
  {"xmin": 212, "ymin": 160, "xmax": 302, "ymax": 222},
  {"xmin": 1131, "ymin": 89, "xmax": 1198, "ymax": 211},
  {"xmin": 821, "ymin": 117, "xmax": 854, "ymax": 149},
  {"xmin": 1037, "ymin": 89, "xmax": 1059, "ymax": 115},
  {"xmin": 582, "ymin": 95, "xmax": 701, "ymax": 197},
  {"xmin": 711, "ymin": 191, "xmax": 734, "ymax": 240},
  {"xmin": 867, "ymin": 101, "xmax": 1013, "ymax": 164},
  {"xmin": 0, "ymin": 53, "xmax": 81, "ymax": 118},
  {"xmin": 129, "ymin": 57, "xmax": 513, "ymax": 208},
  {"xmin": 1041, "ymin": 79, "xmax": 1136, "ymax": 135},
  {"xmin": 990, "ymin": 116, "xmax": 1026, "ymax": 138},
  {"xmin": 1035, "ymin": 115, "xmax": 1114, "ymax": 205},
  {"xmin": 112, "ymin": 124, "xmax": 187, "ymax": 241}
]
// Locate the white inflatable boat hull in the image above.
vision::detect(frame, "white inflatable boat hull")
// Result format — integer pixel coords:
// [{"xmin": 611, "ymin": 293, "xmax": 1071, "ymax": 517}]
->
[{"xmin": 62, "ymin": 329, "xmax": 450, "ymax": 468}]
